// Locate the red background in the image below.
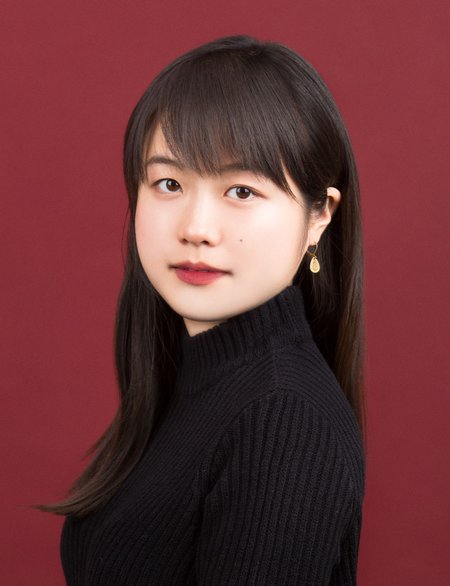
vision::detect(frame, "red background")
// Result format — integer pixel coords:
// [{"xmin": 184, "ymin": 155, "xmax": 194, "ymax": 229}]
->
[{"xmin": 1, "ymin": 0, "xmax": 449, "ymax": 584}]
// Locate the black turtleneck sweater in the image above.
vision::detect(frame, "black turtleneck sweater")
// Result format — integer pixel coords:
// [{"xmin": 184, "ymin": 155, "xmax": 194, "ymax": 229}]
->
[{"xmin": 61, "ymin": 285, "xmax": 365, "ymax": 585}]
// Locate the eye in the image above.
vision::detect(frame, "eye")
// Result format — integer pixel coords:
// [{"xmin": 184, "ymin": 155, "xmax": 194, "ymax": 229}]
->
[
  {"xmin": 226, "ymin": 185, "xmax": 258, "ymax": 201},
  {"xmin": 153, "ymin": 178, "xmax": 182, "ymax": 193}
]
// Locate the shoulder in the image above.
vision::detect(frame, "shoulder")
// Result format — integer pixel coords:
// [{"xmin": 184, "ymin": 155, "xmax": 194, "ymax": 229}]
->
[
  {"xmin": 272, "ymin": 338, "xmax": 365, "ymax": 492},
  {"xmin": 231, "ymin": 333, "xmax": 358, "ymax": 434},
  {"xmin": 198, "ymin": 387, "xmax": 364, "ymax": 509},
  {"xmin": 192, "ymin": 336, "xmax": 365, "ymax": 505}
]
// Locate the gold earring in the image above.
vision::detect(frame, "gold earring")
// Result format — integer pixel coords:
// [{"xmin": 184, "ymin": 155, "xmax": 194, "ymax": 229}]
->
[{"xmin": 306, "ymin": 243, "xmax": 320, "ymax": 273}]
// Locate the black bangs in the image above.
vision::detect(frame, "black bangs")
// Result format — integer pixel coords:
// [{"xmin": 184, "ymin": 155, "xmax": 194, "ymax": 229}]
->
[{"xmin": 141, "ymin": 49, "xmax": 311, "ymax": 200}]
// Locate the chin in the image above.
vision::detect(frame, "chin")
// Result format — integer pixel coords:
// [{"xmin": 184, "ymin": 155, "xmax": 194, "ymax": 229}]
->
[{"xmin": 180, "ymin": 307, "xmax": 230, "ymax": 322}]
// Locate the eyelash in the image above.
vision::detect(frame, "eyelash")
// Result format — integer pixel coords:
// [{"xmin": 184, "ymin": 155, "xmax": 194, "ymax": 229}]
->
[{"xmin": 152, "ymin": 178, "xmax": 259, "ymax": 201}]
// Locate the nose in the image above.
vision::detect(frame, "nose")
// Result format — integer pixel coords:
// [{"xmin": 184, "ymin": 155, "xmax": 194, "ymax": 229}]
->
[{"xmin": 177, "ymin": 191, "xmax": 221, "ymax": 246}]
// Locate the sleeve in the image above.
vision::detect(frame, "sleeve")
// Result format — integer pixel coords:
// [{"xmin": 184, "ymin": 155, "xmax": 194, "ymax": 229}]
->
[{"xmin": 195, "ymin": 390, "xmax": 358, "ymax": 585}]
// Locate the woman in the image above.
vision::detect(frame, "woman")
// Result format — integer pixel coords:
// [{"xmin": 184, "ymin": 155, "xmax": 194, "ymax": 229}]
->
[{"xmin": 42, "ymin": 34, "xmax": 366, "ymax": 584}]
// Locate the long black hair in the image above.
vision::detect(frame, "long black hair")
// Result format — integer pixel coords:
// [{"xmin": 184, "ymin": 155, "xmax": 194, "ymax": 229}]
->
[{"xmin": 40, "ymin": 34, "xmax": 366, "ymax": 517}]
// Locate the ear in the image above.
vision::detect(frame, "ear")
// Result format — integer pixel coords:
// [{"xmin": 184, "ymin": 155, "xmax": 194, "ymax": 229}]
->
[{"xmin": 307, "ymin": 187, "xmax": 341, "ymax": 246}]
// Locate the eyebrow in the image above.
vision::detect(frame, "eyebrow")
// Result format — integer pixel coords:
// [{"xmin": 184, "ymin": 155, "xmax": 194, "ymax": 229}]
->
[{"xmin": 145, "ymin": 155, "xmax": 260, "ymax": 175}]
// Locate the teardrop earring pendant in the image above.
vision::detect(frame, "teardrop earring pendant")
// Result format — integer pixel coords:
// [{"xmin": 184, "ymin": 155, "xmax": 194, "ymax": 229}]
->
[{"xmin": 306, "ymin": 243, "xmax": 320, "ymax": 273}]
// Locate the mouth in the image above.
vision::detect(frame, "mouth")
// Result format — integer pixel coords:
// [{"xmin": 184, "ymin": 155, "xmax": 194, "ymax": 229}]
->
[
  {"xmin": 172, "ymin": 265, "xmax": 229, "ymax": 285},
  {"xmin": 171, "ymin": 262, "xmax": 229, "ymax": 273}
]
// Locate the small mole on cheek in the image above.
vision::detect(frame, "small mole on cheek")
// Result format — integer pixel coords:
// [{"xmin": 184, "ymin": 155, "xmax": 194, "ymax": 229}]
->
[{"xmin": 239, "ymin": 239, "xmax": 243, "ymax": 243}]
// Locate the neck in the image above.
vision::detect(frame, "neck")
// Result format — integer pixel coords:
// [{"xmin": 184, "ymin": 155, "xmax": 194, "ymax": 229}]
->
[
  {"xmin": 183, "ymin": 316, "xmax": 226, "ymax": 337},
  {"xmin": 176, "ymin": 284, "xmax": 313, "ymax": 395}
]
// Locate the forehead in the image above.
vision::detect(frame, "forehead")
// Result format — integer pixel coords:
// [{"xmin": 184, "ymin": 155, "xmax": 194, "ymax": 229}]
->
[
  {"xmin": 145, "ymin": 123, "xmax": 284, "ymax": 182},
  {"xmin": 145, "ymin": 123, "xmax": 236, "ymax": 170},
  {"xmin": 144, "ymin": 123, "xmax": 303, "ymax": 202},
  {"xmin": 147, "ymin": 124, "xmax": 170, "ymax": 155}
]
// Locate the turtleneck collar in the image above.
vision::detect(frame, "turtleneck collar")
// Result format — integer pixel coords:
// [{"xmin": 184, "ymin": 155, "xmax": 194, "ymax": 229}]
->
[{"xmin": 176, "ymin": 284, "xmax": 313, "ymax": 395}]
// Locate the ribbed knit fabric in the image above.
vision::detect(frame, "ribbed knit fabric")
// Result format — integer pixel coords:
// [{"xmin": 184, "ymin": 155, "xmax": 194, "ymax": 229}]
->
[{"xmin": 61, "ymin": 284, "xmax": 365, "ymax": 585}]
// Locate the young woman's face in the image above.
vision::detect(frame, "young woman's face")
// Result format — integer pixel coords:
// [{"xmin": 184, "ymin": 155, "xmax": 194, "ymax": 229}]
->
[{"xmin": 135, "ymin": 123, "xmax": 311, "ymax": 336}]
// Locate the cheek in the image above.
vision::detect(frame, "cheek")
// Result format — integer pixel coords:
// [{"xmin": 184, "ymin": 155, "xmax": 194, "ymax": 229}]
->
[
  {"xmin": 134, "ymin": 200, "xmax": 166, "ymax": 268},
  {"xmin": 237, "ymin": 205, "xmax": 306, "ymax": 261}
]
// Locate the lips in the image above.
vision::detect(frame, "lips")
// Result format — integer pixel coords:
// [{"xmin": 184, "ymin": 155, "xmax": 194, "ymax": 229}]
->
[
  {"xmin": 172, "ymin": 261, "xmax": 228, "ymax": 273},
  {"xmin": 172, "ymin": 261, "xmax": 229, "ymax": 285}
]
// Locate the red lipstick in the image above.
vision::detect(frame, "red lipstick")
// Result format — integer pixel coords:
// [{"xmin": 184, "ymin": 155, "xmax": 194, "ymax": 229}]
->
[{"xmin": 172, "ymin": 261, "xmax": 230, "ymax": 286}]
